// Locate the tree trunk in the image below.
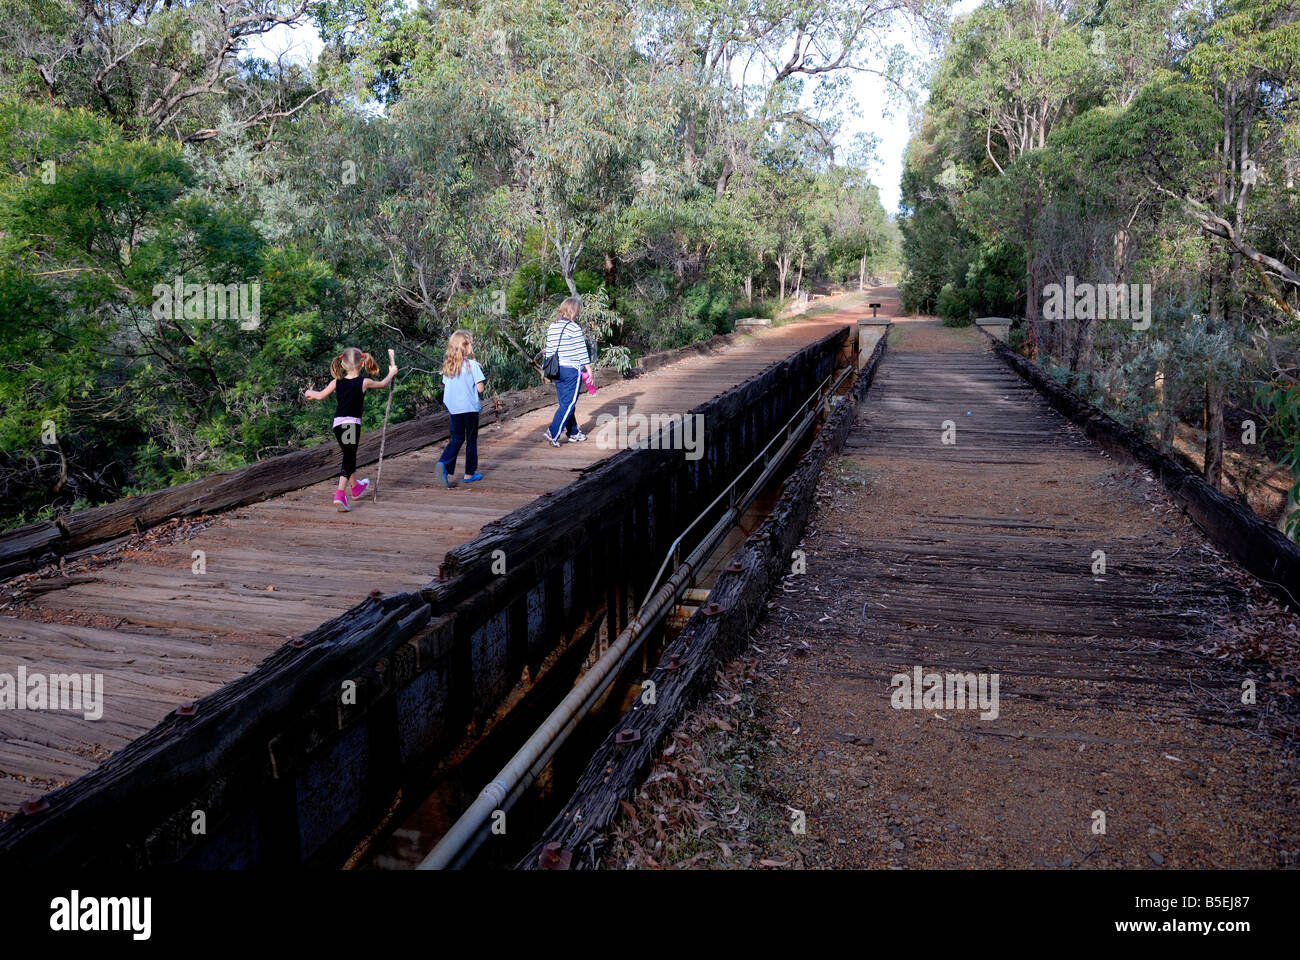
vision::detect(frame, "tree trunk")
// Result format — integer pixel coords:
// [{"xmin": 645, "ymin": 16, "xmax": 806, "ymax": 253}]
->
[
  {"xmin": 1154, "ymin": 365, "xmax": 1175, "ymax": 453},
  {"xmin": 777, "ymin": 257, "xmax": 789, "ymax": 302},
  {"xmin": 1201, "ymin": 247, "xmax": 1226, "ymax": 483},
  {"xmin": 1204, "ymin": 379, "xmax": 1224, "ymax": 488},
  {"xmin": 1025, "ymin": 255, "xmax": 1043, "ymax": 360},
  {"xmin": 795, "ymin": 251, "xmax": 804, "ymax": 298},
  {"xmin": 745, "ymin": 275, "xmax": 753, "ymax": 305},
  {"xmin": 859, "ymin": 253, "xmax": 866, "ymax": 291},
  {"xmin": 1072, "ymin": 318, "xmax": 1096, "ymax": 384}
]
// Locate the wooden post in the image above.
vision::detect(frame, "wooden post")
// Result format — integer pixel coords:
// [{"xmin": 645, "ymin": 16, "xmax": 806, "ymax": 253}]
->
[{"xmin": 375, "ymin": 349, "xmax": 397, "ymax": 501}]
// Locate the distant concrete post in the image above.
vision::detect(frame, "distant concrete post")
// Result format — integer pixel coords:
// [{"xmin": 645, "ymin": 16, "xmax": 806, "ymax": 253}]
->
[
  {"xmin": 734, "ymin": 317, "xmax": 772, "ymax": 334},
  {"xmin": 857, "ymin": 316, "xmax": 890, "ymax": 365},
  {"xmin": 975, "ymin": 317, "xmax": 1015, "ymax": 341}
]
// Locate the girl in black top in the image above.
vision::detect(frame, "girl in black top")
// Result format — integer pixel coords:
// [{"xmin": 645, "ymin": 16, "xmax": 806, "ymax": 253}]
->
[{"xmin": 304, "ymin": 346, "xmax": 397, "ymax": 511}]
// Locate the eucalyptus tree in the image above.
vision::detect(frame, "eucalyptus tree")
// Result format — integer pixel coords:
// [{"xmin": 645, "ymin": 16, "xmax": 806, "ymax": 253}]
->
[
  {"xmin": 0, "ymin": 0, "xmax": 322, "ymax": 143},
  {"xmin": 928, "ymin": 0, "xmax": 1102, "ymax": 341},
  {"xmin": 0, "ymin": 97, "xmax": 336, "ymax": 521}
]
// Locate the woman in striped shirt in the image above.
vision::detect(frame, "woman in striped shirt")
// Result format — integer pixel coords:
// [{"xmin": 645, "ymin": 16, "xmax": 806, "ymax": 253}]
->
[{"xmin": 543, "ymin": 296, "xmax": 592, "ymax": 445}]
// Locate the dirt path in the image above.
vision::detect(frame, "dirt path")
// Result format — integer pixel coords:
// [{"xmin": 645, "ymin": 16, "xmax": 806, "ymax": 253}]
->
[{"xmin": 605, "ymin": 317, "xmax": 1299, "ymax": 870}]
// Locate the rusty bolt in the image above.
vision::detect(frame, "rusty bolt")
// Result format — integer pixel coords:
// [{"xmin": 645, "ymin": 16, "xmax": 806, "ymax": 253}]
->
[
  {"xmin": 369, "ymin": 589, "xmax": 384, "ymax": 599},
  {"xmin": 614, "ymin": 728, "xmax": 641, "ymax": 744},
  {"xmin": 174, "ymin": 701, "xmax": 197, "ymax": 716},
  {"xmin": 701, "ymin": 602, "xmax": 725, "ymax": 617},
  {"xmin": 19, "ymin": 797, "xmax": 49, "ymax": 816},
  {"xmin": 289, "ymin": 637, "xmax": 308, "ymax": 649},
  {"xmin": 726, "ymin": 560, "xmax": 745, "ymax": 573},
  {"xmin": 539, "ymin": 842, "xmax": 572, "ymax": 870}
]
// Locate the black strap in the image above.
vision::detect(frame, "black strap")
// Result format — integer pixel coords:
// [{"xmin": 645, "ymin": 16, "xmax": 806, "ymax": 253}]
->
[{"xmin": 549, "ymin": 318, "xmax": 576, "ymax": 358}]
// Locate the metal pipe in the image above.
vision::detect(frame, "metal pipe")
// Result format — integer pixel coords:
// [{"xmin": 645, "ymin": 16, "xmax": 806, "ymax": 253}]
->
[
  {"xmin": 418, "ymin": 509, "xmax": 734, "ymax": 870},
  {"xmin": 441, "ymin": 512, "xmax": 744, "ymax": 870},
  {"xmin": 419, "ymin": 360, "xmax": 854, "ymax": 870}
]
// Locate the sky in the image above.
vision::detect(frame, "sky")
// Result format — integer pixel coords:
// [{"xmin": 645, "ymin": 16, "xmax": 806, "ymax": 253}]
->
[
  {"xmin": 840, "ymin": 0, "xmax": 983, "ymax": 214},
  {"xmin": 243, "ymin": 1, "xmax": 983, "ymax": 218}
]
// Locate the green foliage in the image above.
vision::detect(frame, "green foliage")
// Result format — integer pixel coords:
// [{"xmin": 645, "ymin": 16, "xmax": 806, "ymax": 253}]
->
[
  {"xmin": 1256, "ymin": 382, "xmax": 1300, "ymax": 537},
  {"xmin": 0, "ymin": 97, "xmax": 341, "ymax": 525},
  {"xmin": 0, "ymin": 0, "xmax": 911, "ymax": 528},
  {"xmin": 938, "ymin": 241, "xmax": 1024, "ymax": 325},
  {"xmin": 681, "ymin": 281, "xmax": 734, "ymax": 334}
]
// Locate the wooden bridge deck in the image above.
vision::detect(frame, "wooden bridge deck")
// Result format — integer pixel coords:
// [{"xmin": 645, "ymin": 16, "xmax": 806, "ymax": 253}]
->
[
  {"xmin": 721, "ymin": 318, "xmax": 1295, "ymax": 868},
  {"xmin": 0, "ymin": 301, "xmax": 870, "ymax": 817}
]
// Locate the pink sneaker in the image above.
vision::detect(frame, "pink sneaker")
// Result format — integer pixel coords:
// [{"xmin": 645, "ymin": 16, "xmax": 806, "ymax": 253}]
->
[
  {"xmin": 334, "ymin": 490, "xmax": 349, "ymax": 512},
  {"xmin": 351, "ymin": 478, "xmax": 371, "ymax": 500}
]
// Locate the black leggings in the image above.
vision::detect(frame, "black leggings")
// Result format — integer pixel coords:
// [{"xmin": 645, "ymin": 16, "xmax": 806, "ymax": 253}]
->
[{"xmin": 333, "ymin": 424, "xmax": 359, "ymax": 478}]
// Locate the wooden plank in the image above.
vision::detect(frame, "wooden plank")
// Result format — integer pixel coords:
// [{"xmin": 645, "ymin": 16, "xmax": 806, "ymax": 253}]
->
[{"xmin": 0, "ymin": 523, "xmax": 62, "ymax": 579}]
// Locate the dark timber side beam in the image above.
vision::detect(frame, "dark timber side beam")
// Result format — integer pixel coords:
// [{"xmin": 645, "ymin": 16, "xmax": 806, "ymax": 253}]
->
[
  {"xmin": 518, "ymin": 331, "xmax": 890, "ymax": 869},
  {"xmin": 980, "ymin": 327, "xmax": 1300, "ymax": 612}
]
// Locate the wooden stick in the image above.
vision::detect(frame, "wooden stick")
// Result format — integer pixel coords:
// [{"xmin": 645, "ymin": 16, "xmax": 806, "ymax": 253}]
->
[{"xmin": 375, "ymin": 349, "xmax": 396, "ymax": 502}]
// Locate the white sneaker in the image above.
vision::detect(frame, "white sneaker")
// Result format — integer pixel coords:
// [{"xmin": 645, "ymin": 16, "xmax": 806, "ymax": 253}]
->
[
  {"xmin": 568, "ymin": 431, "xmax": 587, "ymax": 442},
  {"xmin": 543, "ymin": 430, "xmax": 561, "ymax": 447}
]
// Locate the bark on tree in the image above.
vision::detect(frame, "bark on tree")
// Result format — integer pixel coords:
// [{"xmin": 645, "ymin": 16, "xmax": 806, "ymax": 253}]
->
[
  {"xmin": 1154, "ymin": 365, "xmax": 1175, "ymax": 453},
  {"xmin": 1204, "ymin": 378, "xmax": 1225, "ymax": 489}
]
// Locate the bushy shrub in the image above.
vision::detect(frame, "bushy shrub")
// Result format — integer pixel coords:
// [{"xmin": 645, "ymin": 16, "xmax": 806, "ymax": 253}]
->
[
  {"xmin": 681, "ymin": 280, "xmax": 733, "ymax": 333},
  {"xmin": 937, "ymin": 241, "xmax": 1023, "ymax": 326},
  {"xmin": 937, "ymin": 282, "xmax": 974, "ymax": 326},
  {"xmin": 505, "ymin": 264, "xmax": 604, "ymax": 316}
]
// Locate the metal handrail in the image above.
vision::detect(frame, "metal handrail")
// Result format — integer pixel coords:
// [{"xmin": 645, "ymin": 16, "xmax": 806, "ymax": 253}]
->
[{"xmin": 644, "ymin": 364, "xmax": 849, "ymax": 598}]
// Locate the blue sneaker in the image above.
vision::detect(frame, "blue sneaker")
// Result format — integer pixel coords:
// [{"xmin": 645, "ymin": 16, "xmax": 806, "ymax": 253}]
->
[
  {"xmin": 462, "ymin": 473, "xmax": 483, "ymax": 483},
  {"xmin": 436, "ymin": 462, "xmax": 451, "ymax": 488}
]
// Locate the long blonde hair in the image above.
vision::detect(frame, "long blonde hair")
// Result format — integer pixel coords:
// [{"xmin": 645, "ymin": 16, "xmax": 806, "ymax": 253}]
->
[
  {"xmin": 557, "ymin": 296, "xmax": 581, "ymax": 322},
  {"xmin": 330, "ymin": 347, "xmax": 379, "ymax": 380},
  {"xmin": 441, "ymin": 330, "xmax": 473, "ymax": 376}
]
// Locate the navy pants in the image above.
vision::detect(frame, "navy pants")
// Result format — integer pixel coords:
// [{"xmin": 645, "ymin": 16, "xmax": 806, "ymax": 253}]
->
[
  {"xmin": 440, "ymin": 412, "xmax": 479, "ymax": 476},
  {"xmin": 548, "ymin": 366, "xmax": 582, "ymax": 439}
]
